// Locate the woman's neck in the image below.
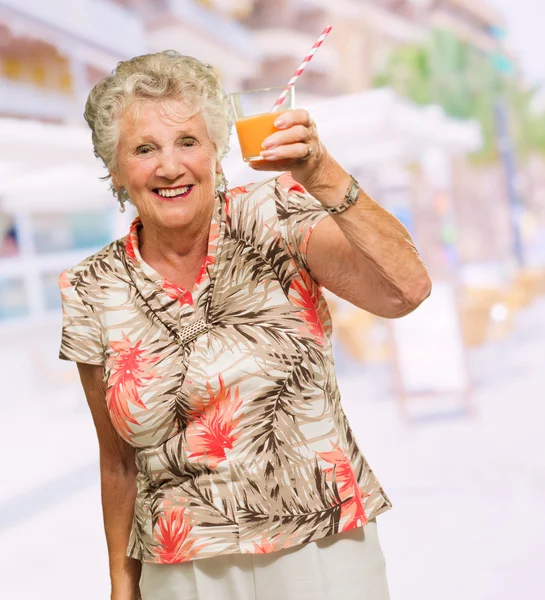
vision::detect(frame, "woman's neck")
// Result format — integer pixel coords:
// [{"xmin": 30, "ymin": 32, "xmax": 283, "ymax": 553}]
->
[{"xmin": 138, "ymin": 209, "xmax": 212, "ymax": 282}]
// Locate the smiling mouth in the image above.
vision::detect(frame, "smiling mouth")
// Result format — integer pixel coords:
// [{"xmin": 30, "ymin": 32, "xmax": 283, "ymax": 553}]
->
[{"xmin": 153, "ymin": 185, "xmax": 194, "ymax": 199}]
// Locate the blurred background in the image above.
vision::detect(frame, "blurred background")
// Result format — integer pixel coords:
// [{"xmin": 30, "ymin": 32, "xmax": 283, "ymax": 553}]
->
[{"xmin": 0, "ymin": 0, "xmax": 544, "ymax": 598}]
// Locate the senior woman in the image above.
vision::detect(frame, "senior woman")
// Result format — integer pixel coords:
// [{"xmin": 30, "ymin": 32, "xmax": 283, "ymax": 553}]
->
[{"xmin": 59, "ymin": 51, "xmax": 430, "ymax": 600}]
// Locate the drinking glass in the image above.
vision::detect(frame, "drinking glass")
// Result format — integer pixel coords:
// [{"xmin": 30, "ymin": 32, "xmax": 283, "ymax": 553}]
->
[{"xmin": 230, "ymin": 86, "xmax": 295, "ymax": 162}]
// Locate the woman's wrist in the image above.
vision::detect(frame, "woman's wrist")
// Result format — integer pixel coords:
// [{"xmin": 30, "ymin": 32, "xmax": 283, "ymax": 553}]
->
[
  {"xmin": 292, "ymin": 149, "xmax": 352, "ymax": 208},
  {"xmin": 111, "ymin": 580, "xmax": 141, "ymax": 600},
  {"xmin": 110, "ymin": 559, "xmax": 141, "ymax": 599}
]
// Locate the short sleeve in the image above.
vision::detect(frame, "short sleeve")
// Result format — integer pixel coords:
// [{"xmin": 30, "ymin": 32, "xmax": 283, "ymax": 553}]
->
[
  {"xmin": 58, "ymin": 270, "xmax": 105, "ymax": 365},
  {"xmin": 274, "ymin": 173, "xmax": 329, "ymax": 273}
]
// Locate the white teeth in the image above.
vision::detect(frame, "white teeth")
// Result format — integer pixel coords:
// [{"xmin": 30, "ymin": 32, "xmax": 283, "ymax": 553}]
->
[{"xmin": 156, "ymin": 186, "xmax": 191, "ymax": 197}]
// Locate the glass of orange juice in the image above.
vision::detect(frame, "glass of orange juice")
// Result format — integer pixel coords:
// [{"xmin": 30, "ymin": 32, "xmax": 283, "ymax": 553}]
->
[{"xmin": 229, "ymin": 86, "xmax": 295, "ymax": 162}]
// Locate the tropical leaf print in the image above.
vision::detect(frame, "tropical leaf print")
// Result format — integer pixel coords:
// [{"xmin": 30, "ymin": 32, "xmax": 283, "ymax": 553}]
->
[
  {"xmin": 162, "ymin": 280, "xmax": 193, "ymax": 306},
  {"xmin": 154, "ymin": 507, "xmax": 207, "ymax": 563},
  {"xmin": 223, "ymin": 185, "xmax": 250, "ymax": 216},
  {"xmin": 289, "ymin": 275, "xmax": 325, "ymax": 344},
  {"xmin": 277, "ymin": 172, "xmax": 306, "ymax": 195},
  {"xmin": 125, "ymin": 232, "xmax": 137, "ymax": 262},
  {"xmin": 185, "ymin": 375, "xmax": 243, "ymax": 468},
  {"xmin": 251, "ymin": 534, "xmax": 291, "ymax": 554},
  {"xmin": 235, "ymin": 359, "xmax": 320, "ymax": 473},
  {"xmin": 195, "ymin": 254, "xmax": 215, "ymax": 287},
  {"xmin": 317, "ymin": 442, "xmax": 368, "ymax": 532},
  {"xmin": 236, "ymin": 459, "xmax": 342, "ymax": 547},
  {"xmin": 252, "ymin": 538, "xmax": 275, "ymax": 554},
  {"xmin": 58, "ymin": 270, "xmax": 71, "ymax": 290},
  {"xmin": 106, "ymin": 333, "xmax": 160, "ymax": 441},
  {"xmin": 229, "ymin": 185, "xmax": 251, "ymax": 197},
  {"xmin": 58, "ymin": 175, "xmax": 392, "ymax": 564}
]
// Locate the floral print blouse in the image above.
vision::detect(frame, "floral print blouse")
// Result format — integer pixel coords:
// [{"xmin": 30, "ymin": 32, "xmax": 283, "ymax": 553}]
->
[{"xmin": 58, "ymin": 174, "xmax": 392, "ymax": 564}]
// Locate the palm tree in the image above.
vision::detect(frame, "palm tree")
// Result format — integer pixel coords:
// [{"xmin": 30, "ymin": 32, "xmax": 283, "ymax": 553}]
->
[{"xmin": 374, "ymin": 28, "xmax": 545, "ymax": 163}]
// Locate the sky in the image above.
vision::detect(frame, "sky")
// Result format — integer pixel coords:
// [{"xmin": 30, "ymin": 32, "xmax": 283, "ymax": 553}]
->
[{"xmin": 487, "ymin": 0, "xmax": 544, "ymax": 87}]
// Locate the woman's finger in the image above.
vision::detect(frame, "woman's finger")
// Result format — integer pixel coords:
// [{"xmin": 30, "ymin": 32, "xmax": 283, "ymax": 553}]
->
[
  {"xmin": 262, "ymin": 125, "xmax": 312, "ymax": 150},
  {"xmin": 273, "ymin": 109, "xmax": 313, "ymax": 130},
  {"xmin": 260, "ymin": 142, "xmax": 311, "ymax": 162}
]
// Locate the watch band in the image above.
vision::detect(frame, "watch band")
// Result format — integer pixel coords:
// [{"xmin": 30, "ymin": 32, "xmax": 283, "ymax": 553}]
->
[{"xmin": 322, "ymin": 175, "xmax": 361, "ymax": 215}]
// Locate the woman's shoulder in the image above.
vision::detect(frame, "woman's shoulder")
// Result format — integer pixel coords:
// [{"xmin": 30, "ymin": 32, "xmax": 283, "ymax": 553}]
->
[
  {"xmin": 226, "ymin": 174, "xmax": 310, "ymax": 221},
  {"xmin": 227, "ymin": 173, "xmax": 305, "ymax": 200},
  {"xmin": 61, "ymin": 237, "xmax": 127, "ymax": 290}
]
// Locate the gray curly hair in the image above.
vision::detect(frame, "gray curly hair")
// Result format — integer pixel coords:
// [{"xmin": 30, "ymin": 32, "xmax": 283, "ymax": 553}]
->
[{"xmin": 84, "ymin": 50, "xmax": 233, "ymax": 201}]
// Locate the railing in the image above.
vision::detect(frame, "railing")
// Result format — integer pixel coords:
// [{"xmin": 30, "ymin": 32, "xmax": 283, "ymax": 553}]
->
[{"xmin": 0, "ymin": 0, "xmax": 146, "ymax": 57}]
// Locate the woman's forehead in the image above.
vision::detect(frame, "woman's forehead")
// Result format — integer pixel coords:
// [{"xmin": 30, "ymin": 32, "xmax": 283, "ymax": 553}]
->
[{"xmin": 121, "ymin": 99, "xmax": 206, "ymax": 137}]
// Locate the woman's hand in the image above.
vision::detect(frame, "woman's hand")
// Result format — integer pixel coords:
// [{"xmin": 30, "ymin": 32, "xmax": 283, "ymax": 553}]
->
[{"xmin": 249, "ymin": 109, "xmax": 331, "ymax": 189}]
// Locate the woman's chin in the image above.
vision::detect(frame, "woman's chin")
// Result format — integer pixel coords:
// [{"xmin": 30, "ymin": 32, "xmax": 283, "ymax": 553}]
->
[{"xmin": 159, "ymin": 211, "xmax": 195, "ymax": 230}]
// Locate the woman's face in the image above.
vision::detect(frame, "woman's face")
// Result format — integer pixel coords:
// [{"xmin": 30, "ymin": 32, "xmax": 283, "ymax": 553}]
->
[{"xmin": 114, "ymin": 99, "xmax": 221, "ymax": 235}]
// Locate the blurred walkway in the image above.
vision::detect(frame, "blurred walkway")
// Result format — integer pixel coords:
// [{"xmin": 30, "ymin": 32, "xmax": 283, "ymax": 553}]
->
[{"xmin": 0, "ymin": 298, "xmax": 544, "ymax": 599}]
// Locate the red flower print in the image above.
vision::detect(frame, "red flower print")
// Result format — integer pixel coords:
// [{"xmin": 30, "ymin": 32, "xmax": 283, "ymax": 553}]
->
[
  {"xmin": 252, "ymin": 538, "xmax": 276, "ymax": 554},
  {"xmin": 186, "ymin": 375, "xmax": 243, "ymax": 468},
  {"xmin": 125, "ymin": 235, "xmax": 136, "ymax": 262},
  {"xmin": 278, "ymin": 172, "xmax": 306, "ymax": 195},
  {"xmin": 58, "ymin": 271, "xmax": 70, "ymax": 290},
  {"xmin": 125, "ymin": 218, "xmax": 141, "ymax": 262},
  {"xmin": 194, "ymin": 255, "xmax": 215, "ymax": 288},
  {"xmin": 154, "ymin": 507, "xmax": 206, "ymax": 563},
  {"xmin": 162, "ymin": 280, "xmax": 193, "ymax": 307},
  {"xmin": 251, "ymin": 534, "xmax": 291, "ymax": 554},
  {"xmin": 106, "ymin": 334, "xmax": 160, "ymax": 441},
  {"xmin": 317, "ymin": 443, "xmax": 368, "ymax": 532},
  {"xmin": 289, "ymin": 272, "xmax": 324, "ymax": 344},
  {"xmin": 224, "ymin": 185, "xmax": 251, "ymax": 216},
  {"xmin": 229, "ymin": 185, "xmax": 250, "ymax": 197},
  {"xmin": 58, "ymin": 272, "xmax": 72, "ymax": 316}
]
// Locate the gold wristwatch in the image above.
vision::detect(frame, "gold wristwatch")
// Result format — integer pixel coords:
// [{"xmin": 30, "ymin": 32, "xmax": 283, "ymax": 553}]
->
[{"xmin": 322, "ymin": 175, "xmax": 361, "ymax": 215}]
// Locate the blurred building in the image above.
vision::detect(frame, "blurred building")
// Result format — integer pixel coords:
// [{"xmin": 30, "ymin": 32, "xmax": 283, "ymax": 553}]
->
[
  {"xmin": 429, "ymin": 0, "xmax": 505, "ymax": 53},
  {"xmin": 1, "ymin": 0, "xmax": 541, "ymax": 358},
  {"xmin": 0, "ymin": 0, "xmax": 146, "ymax": 123},
  {"xmin": 120, "ymin": 0, "xmax": 261, "ymax": 92},
  {"xmin": 233, "ymin": 0, "xmax": 545, "ymax": 358},
  {"xmin": 239, "ymin": 0, "xmax": 428, "ymax": 96},
  {"xmin": 0, "ymin": 0, "xmax": 143, "ymax": 328},
  {"xmin": 425, "ymin": 1, "xmax": 527, "ymax": 271},
  {"xmin": 0, "ymin": 0, "xmax": 261, "ymax": 330}
]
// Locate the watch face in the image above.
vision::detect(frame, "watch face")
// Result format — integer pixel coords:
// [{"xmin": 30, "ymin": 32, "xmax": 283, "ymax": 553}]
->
[{"xmin": 348, "ymin": 180, "xmax": 360, "ymax": 201}]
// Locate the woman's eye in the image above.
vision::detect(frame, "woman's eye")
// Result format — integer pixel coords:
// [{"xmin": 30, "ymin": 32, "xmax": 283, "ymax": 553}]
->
[
  {"xmin": 181, "ymin": 138, "xmax": 197, "ymax": 147},
  {"xmin": 136, "ymin": 146, "xmax": 153, "ymax": 155}
]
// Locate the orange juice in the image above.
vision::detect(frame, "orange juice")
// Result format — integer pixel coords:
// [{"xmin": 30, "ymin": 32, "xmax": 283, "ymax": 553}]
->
[{"xmin": 235, "ymin": 111, "xmax": 287, "ymax": 161}]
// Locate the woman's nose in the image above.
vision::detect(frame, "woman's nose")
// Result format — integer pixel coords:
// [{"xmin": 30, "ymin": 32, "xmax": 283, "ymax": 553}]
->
[{"xmin": 156, "ymin": 149, "xmax": 184, "ymax": 180}]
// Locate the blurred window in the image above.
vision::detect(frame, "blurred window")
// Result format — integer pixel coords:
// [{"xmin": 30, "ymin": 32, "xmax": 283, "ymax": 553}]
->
[
  {"xmin": 42, "ymin": 271, "xmax": 62, "ymax": 312},
  {"xmin": 0, "ymin": 215, "xmax": 19, "ymax": 258},
  {"xmin": 0, "ymin": 278, "xmax": 28, "ymax": 320},
  {"xmin": 32, "ymin": 211, "xmax": 112, "ymax": 254}
]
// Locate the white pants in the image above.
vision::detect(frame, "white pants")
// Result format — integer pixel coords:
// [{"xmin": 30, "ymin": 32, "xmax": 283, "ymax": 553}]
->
[{"xmin": 140, "ymin": 520, "xmax": 390, "ymax": 600}]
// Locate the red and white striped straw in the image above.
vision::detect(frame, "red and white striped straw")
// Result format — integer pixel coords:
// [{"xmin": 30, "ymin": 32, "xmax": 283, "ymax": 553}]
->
[{"xmin": 272, "ymin": 25, "xmax": 332, "ymax": 111}]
